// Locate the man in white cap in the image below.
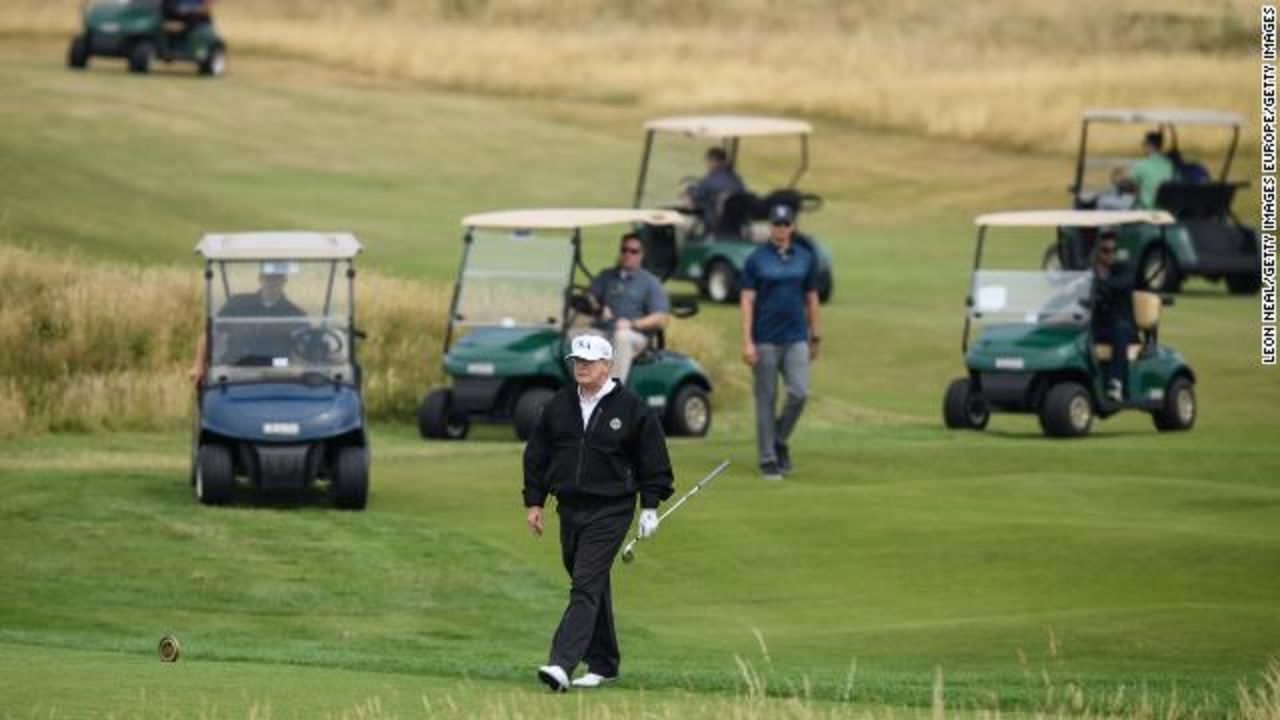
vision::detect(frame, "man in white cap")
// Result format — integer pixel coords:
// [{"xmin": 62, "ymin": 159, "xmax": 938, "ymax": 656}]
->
[
  {"xmin": 189, "ymin": 261, "xmax": 306, "ymax": 385},
  {"xmin": 522, "ymin": 334, "xmax": 674, "ymax": 692}
]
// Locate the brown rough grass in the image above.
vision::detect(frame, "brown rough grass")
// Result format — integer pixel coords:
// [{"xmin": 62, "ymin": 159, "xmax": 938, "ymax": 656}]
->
[
  {"xmin": 0, "ymin": 0, "xmax": 1256, "ymax": 152},
  {"xmin": 0, "ymin": 243, "xmax": 449, "ymax": 433}
]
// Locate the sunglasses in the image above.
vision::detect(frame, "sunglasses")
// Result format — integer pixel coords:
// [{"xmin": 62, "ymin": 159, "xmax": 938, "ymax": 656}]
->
[
  {"xmin": 1098, "ymin": 245, "xmax": 1117, "ymax": 254},
  {"xmin": 770, "ymin": 221, "xmax": 793, "ymax": 228},
  {"xmin": 621, "ymin": 246, "xmax": 643, "ymax": 255}
]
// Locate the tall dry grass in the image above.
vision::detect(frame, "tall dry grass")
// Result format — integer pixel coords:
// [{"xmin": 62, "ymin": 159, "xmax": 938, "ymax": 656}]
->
[
  {"xmin": 0, "ymin": 243, "xmax": 739, "ymax": 437},
  {"xmin": 0, "ymin": 0, "xmax": 1257, "ymax": 153},
  {"xmin": 0, "ymin": 243, "xmax": 449, "ymax": 435}
]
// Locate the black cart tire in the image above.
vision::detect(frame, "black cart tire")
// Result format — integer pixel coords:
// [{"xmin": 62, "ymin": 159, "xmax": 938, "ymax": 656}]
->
[
  {"xmin": 702, "ymin": 260, "xmax": 739, "ymax": 304},
  {"xmin": 198, "ymin": 44, "xmax": 226, "ymax": 76},
  {"xmin": 942, "ymin": 378, "xmax": 989, "ymax": 430},
  {"xmin": 817, "ymin": 269, "xmax": 834, "ymax": 304},
  {"xmin": 195, "ymin": 443, "xmax": 234, "ymax": 505},
  {"xmin": 417, "ymin": 388, "xmax": 468, "ymax": 440},
  {"xmin": 128, "ymin": 40, "xmax": 154, "ymax": 73},
  {"xmin": 1038, "ymin": 382, "xmax": 1094, "ymax": 438},
  {"xmin": 1152, "ymin": 376, "xmax": 1196, "ymax": 432},
  {"xmin": 68, "ymin": 35, "xmax": 89, "ymax": 69},
  {"xmin": 667, "ymin": 384, "xmax": 712, "ymax": 437},
  {"xmin": 1225, "ymin": 273, "xmax": 1260, "ymax": 295},
  {"xmin": 513, "ymin": 387, "xmax": 555, "ymax": 441},
  {"xmin": 331, "ymin": 446, "xmax": 369, "ymax": 510},
  {"xmin": 1138, "ymin": 245, "xmax": 1182, "ymax": 293}
]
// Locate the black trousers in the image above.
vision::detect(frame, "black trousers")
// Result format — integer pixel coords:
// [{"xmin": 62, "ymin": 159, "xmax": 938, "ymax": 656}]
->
[
  {"xmin": 1096, "ymin": 320, "xmax": 1136, "ymax": 390},
  {"xmin": 549, "ymin": 493, "xmax": 635, "ymax": 676}
]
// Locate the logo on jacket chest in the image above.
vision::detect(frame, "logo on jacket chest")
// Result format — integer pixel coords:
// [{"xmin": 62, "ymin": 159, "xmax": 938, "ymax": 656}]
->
[{"xmin": 609, "ymin": 417, "xmax": 622, "ymax": 432}]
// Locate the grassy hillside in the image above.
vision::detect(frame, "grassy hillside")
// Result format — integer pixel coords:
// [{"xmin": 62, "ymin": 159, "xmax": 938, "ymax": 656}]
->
[
  {"xmin": 0, "ymin": 17, "xmax": 1276, "ymax": 719},
  {"xmin": 0, "ymin": 1, "xmax": 1257, "ymax": 152}
]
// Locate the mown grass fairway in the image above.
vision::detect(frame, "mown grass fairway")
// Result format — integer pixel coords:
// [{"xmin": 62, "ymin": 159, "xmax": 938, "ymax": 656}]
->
[{"xmin": 0, "ymin": 36, "xmax": 1278, "ymax": 718}]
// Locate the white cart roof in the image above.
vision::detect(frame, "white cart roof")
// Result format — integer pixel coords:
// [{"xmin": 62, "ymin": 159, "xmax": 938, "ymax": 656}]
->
[
  {"xmin": 1082, "ymin": 108, "xmax": 1243, "ymax": 127},
  {"xmin": 195, "ymin": 232, "xmax": 363, "ymax": 260},
  {"xmin": 461, "ymin": 208, "xmax": 688, "ymax": 230},
  {"xmin": 974, "ymin": 210, "xmax": 1176, "ymax": 228},
  {"xmin": 644, "ymin": 115, "xmax": 813, "ymax": 138}
]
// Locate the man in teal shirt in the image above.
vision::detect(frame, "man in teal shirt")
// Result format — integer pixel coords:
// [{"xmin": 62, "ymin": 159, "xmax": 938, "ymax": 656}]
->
[{"xmin": 1126, "ymin": 131, "xmax": 1175, "ymax": 209}]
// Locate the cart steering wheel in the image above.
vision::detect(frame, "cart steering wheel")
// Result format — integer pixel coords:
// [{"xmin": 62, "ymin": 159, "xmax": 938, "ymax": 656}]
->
[
  {"xmin": 290, "ymin": 326, "xmax": 345, "ymax": 363},
  {"xmin": 566, "ymin": 284, "xmax": 603, "ymax": 328}
]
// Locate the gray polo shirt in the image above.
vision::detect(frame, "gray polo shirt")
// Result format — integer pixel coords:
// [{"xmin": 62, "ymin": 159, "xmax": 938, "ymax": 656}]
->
[{"xmin": 590, "ymin": 267, "xmax": 670, "ymax": 323}]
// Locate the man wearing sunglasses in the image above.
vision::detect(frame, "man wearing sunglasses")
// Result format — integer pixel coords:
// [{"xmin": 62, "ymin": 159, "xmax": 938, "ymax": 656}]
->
[
  {"xmin": 1091, "ymin": 231, "xmax": 1136, "ymax": 403},
  {"xmin": 588, "ymin": 233, "xmax": 671, "ymax": 383},
  {"xmin": 739, "ymin": 204, "xmax": 821, "ymax": 481}
]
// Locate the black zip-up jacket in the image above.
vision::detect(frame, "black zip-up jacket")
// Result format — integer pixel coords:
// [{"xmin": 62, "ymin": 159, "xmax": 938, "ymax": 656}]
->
[{"xmin": 522, "ymin": 381, "xmax": 674, "ymax": 509}]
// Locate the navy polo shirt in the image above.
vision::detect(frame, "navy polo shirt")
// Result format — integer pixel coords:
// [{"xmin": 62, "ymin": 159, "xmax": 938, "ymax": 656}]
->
[{"xmin": 740, "ymin": 238, "xmax": 818, "ymax": 345}]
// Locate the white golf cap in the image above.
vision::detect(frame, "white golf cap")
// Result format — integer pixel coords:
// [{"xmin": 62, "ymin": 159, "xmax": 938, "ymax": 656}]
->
[{"xmin": 565, "ymin": 335, "xmax": 613, "ymax": 362}]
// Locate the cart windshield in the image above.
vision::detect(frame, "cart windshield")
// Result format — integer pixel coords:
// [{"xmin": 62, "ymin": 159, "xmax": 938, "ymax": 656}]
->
[
  {"xmin": 969, "ymin": 270, "xmax": 1093, "ymax": 327},
  {"xmin": 453, "ymin": 229, "xmax": 575, "ymax": 329},
  {"xmin": 206, "ymin": 259, "xmax": 354, "ymax": 384}
]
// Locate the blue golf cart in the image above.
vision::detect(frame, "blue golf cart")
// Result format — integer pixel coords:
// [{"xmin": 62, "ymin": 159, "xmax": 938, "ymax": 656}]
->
[{"xmin": 191, "ymin": 232, "xmax": 370, "ymax": 508}]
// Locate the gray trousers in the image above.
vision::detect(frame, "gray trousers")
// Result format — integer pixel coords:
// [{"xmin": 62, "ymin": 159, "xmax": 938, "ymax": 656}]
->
[{"xmin": 753, "ymin": 342, "xmax": 810, "ymax": 465}]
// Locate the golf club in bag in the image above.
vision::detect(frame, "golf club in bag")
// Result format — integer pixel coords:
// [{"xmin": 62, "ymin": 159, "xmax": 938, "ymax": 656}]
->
[{"xmin": 621, "ymin": 458, "xmax": 730, "ymax": 563}]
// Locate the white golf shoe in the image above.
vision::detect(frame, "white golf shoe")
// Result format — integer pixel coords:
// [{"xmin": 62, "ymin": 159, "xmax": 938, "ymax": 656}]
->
[
  {"xmin": 571, "ymin": 672, "xmax": 617, "ymax": 689},
  {"xmin": 537, "ymin": 665, "xmax": 569, "ymax": 693}
]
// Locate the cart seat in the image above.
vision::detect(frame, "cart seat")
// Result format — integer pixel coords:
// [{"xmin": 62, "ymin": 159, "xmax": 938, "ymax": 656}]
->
[
  {"xmin": 1095, "ymin": 291, "xmax": 1160, "ymax": 361},
  {"xmin": 1094, "ymin": 343, "xmax": 1142, "ymax": 362}
]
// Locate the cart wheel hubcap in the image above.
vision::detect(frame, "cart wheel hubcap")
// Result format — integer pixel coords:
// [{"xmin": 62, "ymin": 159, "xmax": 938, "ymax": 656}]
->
[
  {"xmin": 1143, "ymin": 253, "xmax": 1167, "ymax": 288},
  {"xmin": 708, "ymin": 269, "xmax": 728, "ymax": 301},
  {"xmin": 684, "ymin": 396, "xmax": 709, "ymax": 433},
  {"xmin": 967, "ymin": 398, "xmax": 987, "ymax": 425},
  {"xmin": 1176, "ymin": 388, "xmax": 1194, "ymax": 423},
  {"xmin": 1069, "ymin": 395, "xmax": 1091, "ymax": 429}
]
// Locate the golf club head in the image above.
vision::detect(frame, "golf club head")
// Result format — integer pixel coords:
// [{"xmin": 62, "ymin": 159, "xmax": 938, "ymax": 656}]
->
[{"xmin": 620, "ymin": 545, "xmax": 635, "ymax": 563}]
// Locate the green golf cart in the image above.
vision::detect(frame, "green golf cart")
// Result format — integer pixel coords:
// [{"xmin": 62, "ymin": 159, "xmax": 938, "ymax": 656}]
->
[
  {"xmin": 68, "ymin": 0, "xmax": 226, "ymax": 76},
  {"xmin": 631, "ymin": 115, "xmax": 836, "ymax": 304},
  {"xmin": 946, "ymin": 210, "xmax": 1197, "ymax": 438},
  {"xmin": 417, "ymin": 209, "xmax": 714, "ymax": 441},
  {"xmin": 1046, "ymin": 108, "xmax": 1258, "ymax": 294}
]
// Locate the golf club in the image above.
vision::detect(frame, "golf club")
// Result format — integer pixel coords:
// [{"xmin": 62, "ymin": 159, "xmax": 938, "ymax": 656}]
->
[{"xmin": 621, "ymin": 458, "xmax": 730, "ymax": 564}]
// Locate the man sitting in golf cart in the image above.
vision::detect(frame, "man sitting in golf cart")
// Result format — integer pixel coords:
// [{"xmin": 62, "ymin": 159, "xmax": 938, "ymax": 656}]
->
[
  {"xmin": 686, "ymin": 147, "xmax": 746, "ymax": 231},
  {"xmin": 189, "ymin": 261, "xmax": 306, "ymax": 384},
  {"xmin": 588, "ymin": 232, "xmax": 671, "ymax": 383},
  {"xmin": 163, "ymin": 0, "xmax": 213, "ymax": 29},
  {"xmin": 1123, "ymin": 130, "xmax": 1175, "ymax": 209},
  {"xmin": 1090, "ymin": 231, "xmax": 1136, "ymax": 403}
]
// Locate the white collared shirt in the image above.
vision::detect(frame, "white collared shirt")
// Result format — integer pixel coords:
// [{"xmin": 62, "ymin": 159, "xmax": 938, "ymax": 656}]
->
[{"xmin": 578, "ymin": 379, "xmax": 616, "ymax": 431}]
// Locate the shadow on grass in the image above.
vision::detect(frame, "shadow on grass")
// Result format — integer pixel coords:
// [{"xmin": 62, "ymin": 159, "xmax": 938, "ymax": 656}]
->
[{"xmin": 983, "ymin": 429, "xmax": 1157, "ymax": 440}]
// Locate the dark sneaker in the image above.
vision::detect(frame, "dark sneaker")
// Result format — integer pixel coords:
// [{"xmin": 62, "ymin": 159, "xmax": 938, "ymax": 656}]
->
[
  {"xmin": 775, "ymin": 441, "xmax": 792, "ymax": 475},
  {"xmin": 760, "ymin": 461, "xmax": 783, "ymax": 482}
]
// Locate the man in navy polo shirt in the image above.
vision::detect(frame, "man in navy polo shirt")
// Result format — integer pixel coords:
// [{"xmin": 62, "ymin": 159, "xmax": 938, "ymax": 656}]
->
[{"xmin": 738, "ymin": 204, "xmax": 822, "ymax": 481}]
